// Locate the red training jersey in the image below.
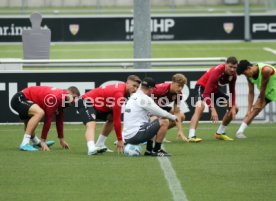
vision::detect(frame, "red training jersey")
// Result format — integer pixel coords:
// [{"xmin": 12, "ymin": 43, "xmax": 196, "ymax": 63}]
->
[
  {"xmin": 197, "ymin": 64, "xmax": 236, "ymax": 107},
  {"xmin": 82, "ymin": 83, "xmax": 126, "ymax": 141},
  {"xmin": 23, "ymin": 86, "xmax": 68, "ymax": 140},
  {"xmin": 152, "ymin": 82, "xmax": 182, "ymax": 107}
]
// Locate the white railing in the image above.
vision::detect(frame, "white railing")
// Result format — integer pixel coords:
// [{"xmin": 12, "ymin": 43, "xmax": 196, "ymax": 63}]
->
[
  {"xmin": 0, "ymin": 57, "xmax": 227, "ymax": 69},
  {"xmin": 0, "ymin": 57, "xmax": 226, "ymax": 64}
]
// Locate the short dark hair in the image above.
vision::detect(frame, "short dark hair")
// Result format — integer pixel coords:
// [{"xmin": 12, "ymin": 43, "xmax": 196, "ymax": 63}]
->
[
  {"xmin": 226, "ymin": 56, "xmax": 238, "ymax": 65},
  {"xmin": 67, "ymin": 86, "xmax": 80, "ymax": 97},
  {"xmin": 237, "ymin": 60, "xmax": 252, "ymax": 75},
  {"xmin": 127, "ymin": 75, "xmax": 141, "ymax": 84}
]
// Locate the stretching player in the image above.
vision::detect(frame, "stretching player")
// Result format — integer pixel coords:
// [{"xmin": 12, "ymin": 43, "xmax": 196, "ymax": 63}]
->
[
  {"xmin": 123, "ymin": 77, "xmax": 177, "ymax": 157},
  {"xmin": 77, "ymin": 75, "xmax": 141, "ymax": 155},
  {"xmin": 11, "ymin": 86, "xmax": 80, "ymax": 151},
  {"xmin": 188, "ymin": 56, "xmax": 239, "ymax": 142},
  {"xmin": 236, "ymin": 60, "xmax": 276, "ymax": 138},
  {"xmin": 152, "ymin": 73, "xmax": 188, "ymax": 142}
]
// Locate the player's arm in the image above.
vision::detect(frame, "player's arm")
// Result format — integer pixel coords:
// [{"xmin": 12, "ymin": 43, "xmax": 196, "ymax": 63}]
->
[
  {"xmin": 40, "ymin": 109, "xmax": 55, "ymax": 151},
  {"xmin": 228, "ymin": 77, "xmax": 237, "ymax": 119},
  {"xmin": 141, "ymin": 96, "xmax": 176, "ymax": 121},
  {"xmin": 202, "ymin": 70, "xmax": 220, "ymax": 123},
  {"xmin": 56, "ymin": 108, "xmax": 69, "ymax": 149},
  {"xmin": 112, "ymin": 93, "xmax": 125, "ymax": 154},
  {"xmin": 247, "ymin": 78, "xmax": 255, "ymax": 116},
  {"xmin": 258, "ymin": 66, "xmax": 272, "ymax": 103},
  {"xmin": 173, "ymin": 103, "xmax": 188, "ymax": 142}
]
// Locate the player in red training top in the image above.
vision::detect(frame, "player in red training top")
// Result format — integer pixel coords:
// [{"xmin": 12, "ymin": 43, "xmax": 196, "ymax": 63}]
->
[
  {"xmin": 11, "ymin": 86, "xmax": 80, "ymax": 151},
  {"xmin": 152, "ymin": 73, "xmax": 188, "ymax": 143},
  {"xmin": 188, "ymin": 56, "xmax": 239, "ymax": 142},
  {"xmin": 77, "ymin": 75, "xmax": 141, "ymax": 156}
]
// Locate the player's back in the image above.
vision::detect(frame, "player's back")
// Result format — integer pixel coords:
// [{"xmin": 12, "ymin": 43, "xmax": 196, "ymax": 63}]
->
[{"xmin": 23, "ymin": 86, "xmax": 64, "ymax": 109}]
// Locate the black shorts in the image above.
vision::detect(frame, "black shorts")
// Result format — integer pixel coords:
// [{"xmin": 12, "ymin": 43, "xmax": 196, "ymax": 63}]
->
[
  {"xmin": 160, "ymin": 106, "xmax": 172, "ymax": 113},
  {"xmin": 194, "ymin": 85, "xmax": 229, "ymax": 106},
  {"xmin": 77, "ymin": 98, "xmax": 112, "ymax": 124},
  {"xmin": 265, "ymin": 97, "xmax": 272, "ymax": 104},
  {"xmin": 125, "ymin": 119, "xmax": 160, "ymax": 145},
  {"xmin": 10, "ymin": 92, "xmax": 34, "ymax": 120}
]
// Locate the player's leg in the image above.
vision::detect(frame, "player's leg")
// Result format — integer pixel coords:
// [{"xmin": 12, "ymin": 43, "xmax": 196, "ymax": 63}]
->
[
  {"xmin": 149, "ymin": 118, "xmax": 171, "ymax": 156},
  {"xmin": 188, "ymin": 100, "xmax": 205, "ymax": 142},
  {"xmin": 124, "ymin": 118, "xmax": 160, "ymax": 155},
  {"xmin": 23, "ymin": 119, "xmax": 55, "ymax": 149},
  {"xmin": 19, "ymin": 105, "xmax": 44, "ymax": 151},
  {"xmin": 215, "ymin": 96, "xmax": 238, "ymax": 141},
  {"xmin": 77, "ymin": 99, "xmax": 97, "ymax": 155},
  {"xmin": 96, "ymin": 113, "xmax": 114, "ymax": 153},
  {"xmin": 10, "ymin": 92, "xmax": 43, "ymax": 151},
  {"xmin": 236, "ymin": 98, "xmax": 268, "ymax": 138}
]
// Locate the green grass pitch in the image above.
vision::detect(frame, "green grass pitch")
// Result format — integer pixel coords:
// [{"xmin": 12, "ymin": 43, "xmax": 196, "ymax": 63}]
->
[
  {"xmin": 0, "ymin": 41, "xmax": 276, "ymax": 200},
  {"xmin": 0, "ymin": 123, "xmax": 275, "ymax": 201},
  {"xmin": 0, "ymin": 41, "xmax": 276, "ymax": 62}
]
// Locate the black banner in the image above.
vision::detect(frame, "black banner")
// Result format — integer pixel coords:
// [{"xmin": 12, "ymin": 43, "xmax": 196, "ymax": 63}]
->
[
  {"xmin": 0, "ymin": 14, "xmax": 275, "ymax": 42},
  {"xmin": 0, "ymin": 70, "xmax": 227, "ymax": 123}
]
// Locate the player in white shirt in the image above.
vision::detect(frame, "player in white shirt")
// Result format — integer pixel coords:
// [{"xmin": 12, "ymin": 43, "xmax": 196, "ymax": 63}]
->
[{"xmin": 123, "ymin": 77, "xmax": 177, "ymax": 157}]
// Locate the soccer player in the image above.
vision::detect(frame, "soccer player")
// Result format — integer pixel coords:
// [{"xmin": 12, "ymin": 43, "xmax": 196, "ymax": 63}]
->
[
  {"xmin": 236, "ymin": 60, "xmax": 276, "ymax": 138},
  {"xmin": 77, "ymin": 75, "xmax": 141, "ymax": 156},
  {"xmin": 152, "ymin": 73, "xmax": 188, "ymax": 142},
  {"xmin": 123, "ymin": 77, "xmax": 177, "ymax": 157},
  {"xmin": 188, "ymin": 56, "xmax": 238, "ymax": 142},
  {"xmin": 11, "ymin": 86, "xmax": 80, "ymax": 151}
]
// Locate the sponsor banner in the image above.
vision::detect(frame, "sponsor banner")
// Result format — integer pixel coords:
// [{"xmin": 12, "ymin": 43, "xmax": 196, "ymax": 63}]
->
[
  {"xmin": 0, "ymin": 15, "xmax": 276, "ymax": 42},
  {"xmin": 0, "ymin": 70, "xmax": 228, "ymax": 122}
]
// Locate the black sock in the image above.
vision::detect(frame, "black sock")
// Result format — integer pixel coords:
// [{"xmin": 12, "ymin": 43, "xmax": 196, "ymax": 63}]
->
[
  {"xmin": 153, "ymin": 142, "xmax": 162, "ymax": 152},
  {"xmin": 146, "ymin": 140, "xmax": 153, "ymax": 152}
]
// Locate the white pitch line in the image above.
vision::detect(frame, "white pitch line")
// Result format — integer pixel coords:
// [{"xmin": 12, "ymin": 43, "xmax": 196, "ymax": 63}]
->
[
  {"xmin": 158, "ymin": 157, "xmax": 188, "ymax": 201},
  {"xmin": 263, "ymin": 47, "xmax": 276, "ymax": 55}
]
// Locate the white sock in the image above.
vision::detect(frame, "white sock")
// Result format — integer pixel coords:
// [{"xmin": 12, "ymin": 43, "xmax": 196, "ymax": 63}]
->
[
  {"xmin": 21, "ymin": 134, "xmax": 31, "ymax": 146},
  {"xmin": 31, "ymin": 135, "xmax": 41, "ymax": 144},
  {"xmin": 95, "ymin": 134, "xmax": 107, "ymax": 147},
  {"xmin": 216, "ymin": 124, "xmax": 226, "ymax": 134},
  {"xmin": 237, "ymin": 122, "xmax": 248, "ymax": 134},
  {"xmin": 87, "ymin": 141, "xmax": 95, "ymax": 151},
  {"xmin": 188, "ymin": 129, "xmax": 196, "ymax": 138}
]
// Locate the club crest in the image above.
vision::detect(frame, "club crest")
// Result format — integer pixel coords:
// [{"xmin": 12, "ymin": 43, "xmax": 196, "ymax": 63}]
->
[
  {"xmin": 223, "ymin": 23, "xmax": 234, "ymax": 34},
  {"xmin": 69, "ymin": 24, "xmax": 79, "ymax": 35}
]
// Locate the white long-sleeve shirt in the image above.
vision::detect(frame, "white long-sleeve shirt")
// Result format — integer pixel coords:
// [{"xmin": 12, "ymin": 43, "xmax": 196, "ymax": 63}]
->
[{"xmin": 123, "ymin": 89, "xmax": 176, "ymax": 139}]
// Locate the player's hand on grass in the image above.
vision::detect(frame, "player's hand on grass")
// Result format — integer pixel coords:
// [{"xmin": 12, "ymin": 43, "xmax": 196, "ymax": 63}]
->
[
  {"xmin": 210, "ymin": 108, "xmax": 219, "ymax": 123},
  {"xmin": 59, "ymin": 138, "xmax": 70, "ymax": 149},
  {"xmin": 176, "ymin": 130, "xmax": 188, "ymax": 143},
  {"xmin": 40, "ymin": 141, "xmax": 50, "ymax": 151},
  {"xmin": 116, "ymin": 140, "xmax": 124, "ymax": 154}
]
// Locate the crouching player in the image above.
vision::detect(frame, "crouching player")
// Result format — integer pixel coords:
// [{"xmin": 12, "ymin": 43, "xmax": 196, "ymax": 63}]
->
[
  {"xmin": 152, "ymin": 73, "xmax": 188, "ymax": 142},
  {"xmin": 77, "ymin": 75, "xmax": 141, "ymax": 156},
  {"xmin": 11, "ymin": 86, "xmax": 80, "ymax": 151},
  {"xmin": 123, "ymin": 77, "xmax": 177, "ymax": 157}
]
